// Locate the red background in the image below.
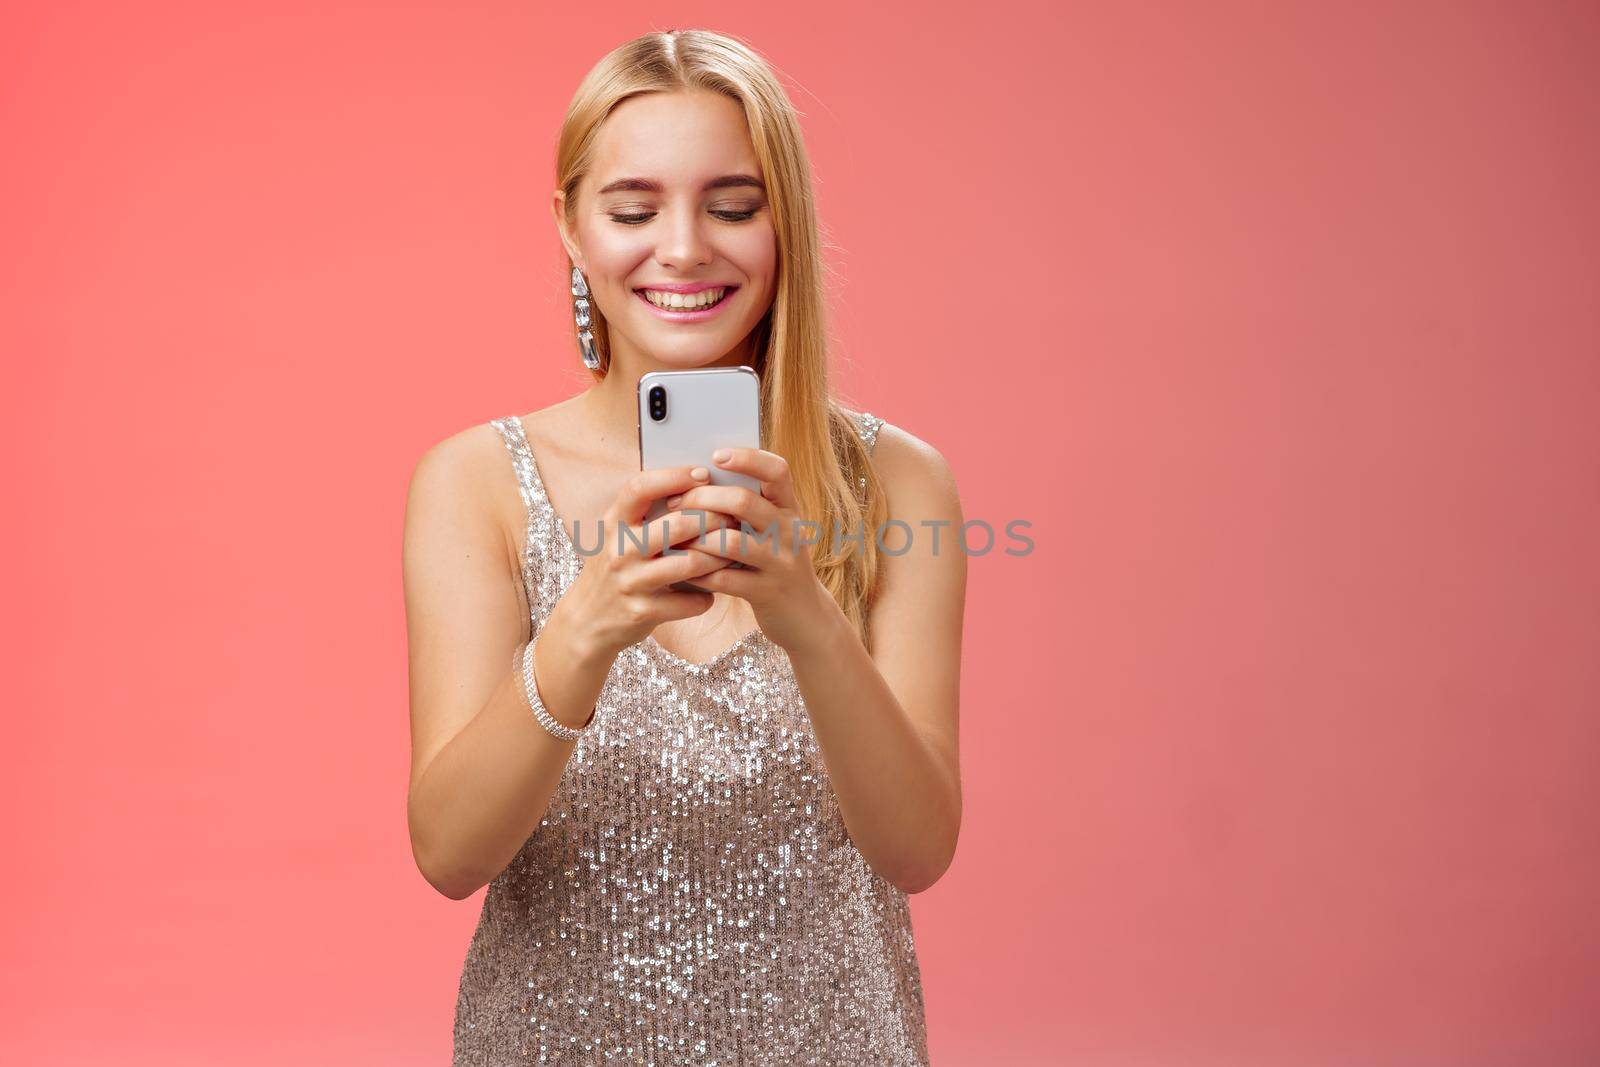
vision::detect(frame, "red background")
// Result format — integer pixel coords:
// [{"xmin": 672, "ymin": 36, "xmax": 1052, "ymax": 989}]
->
[{"xmin": 6, "ymin": 2, "xmax": 1598, "ymax": 1064}]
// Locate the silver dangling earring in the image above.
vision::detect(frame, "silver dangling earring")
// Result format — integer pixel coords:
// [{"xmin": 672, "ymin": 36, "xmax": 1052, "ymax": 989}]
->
[{"xmin": 571, "ymin": 266, "xmax": 601, "ymax": 370}]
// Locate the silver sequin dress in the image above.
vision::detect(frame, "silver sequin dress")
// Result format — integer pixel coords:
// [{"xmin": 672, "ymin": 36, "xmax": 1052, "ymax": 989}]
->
[{"xmin": 452, "ymin": 409, "xmax": 929, "ymax": 1066}]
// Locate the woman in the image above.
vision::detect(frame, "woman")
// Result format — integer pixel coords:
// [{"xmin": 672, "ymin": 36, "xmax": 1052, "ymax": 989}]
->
[{"xmin": 403, "ymin": 29, "xmax": 965, "ymax": 1065}]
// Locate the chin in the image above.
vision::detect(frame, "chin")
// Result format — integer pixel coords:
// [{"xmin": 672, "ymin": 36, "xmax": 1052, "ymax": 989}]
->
[{"xmin": 637, "ymin": 335, "xmax": 747, "ymax": 366}]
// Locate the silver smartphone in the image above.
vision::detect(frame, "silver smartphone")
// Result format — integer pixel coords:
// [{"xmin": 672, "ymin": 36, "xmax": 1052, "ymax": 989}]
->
[{"xmin": 638, "ymin": 366, "xmax": 763, "ymax": 587}]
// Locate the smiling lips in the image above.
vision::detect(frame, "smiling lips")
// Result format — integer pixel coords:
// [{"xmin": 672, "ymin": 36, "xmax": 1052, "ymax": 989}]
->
[{"xmin": 634, "ymin": 284, "xmax": 738, "ymax": 319}]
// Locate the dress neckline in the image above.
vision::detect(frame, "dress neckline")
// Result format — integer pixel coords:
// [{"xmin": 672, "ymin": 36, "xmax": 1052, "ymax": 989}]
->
[{"xmin": 512, "ymin": 415, "xmax": 767, "ymax": 674}]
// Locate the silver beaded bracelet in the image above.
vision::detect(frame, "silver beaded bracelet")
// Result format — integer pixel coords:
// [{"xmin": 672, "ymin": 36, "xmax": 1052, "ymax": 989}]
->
[{"xmin": 515, "ymin": 634, "xmax": 595, "ymax": 742}]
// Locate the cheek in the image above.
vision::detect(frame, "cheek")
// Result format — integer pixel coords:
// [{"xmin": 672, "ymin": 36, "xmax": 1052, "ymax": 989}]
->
[
  {"xmin": 727, "ymin": 223, "xmax": 777, "ymax": 280},
  {"xmin": 578, "ymin": 220, "xmax": 649, "ymax": 276}
]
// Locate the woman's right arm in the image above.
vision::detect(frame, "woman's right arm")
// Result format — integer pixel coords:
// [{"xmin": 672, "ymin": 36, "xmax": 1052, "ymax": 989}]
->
[{"xmin": 402, "ymin": 431, "xmax": 725, "ymax": 900}]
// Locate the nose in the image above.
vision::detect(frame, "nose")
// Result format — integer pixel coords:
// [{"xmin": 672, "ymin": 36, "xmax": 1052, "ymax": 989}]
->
[{"xmin": 653, "ymin": 201, "xmax": 713, "ymax": 271}]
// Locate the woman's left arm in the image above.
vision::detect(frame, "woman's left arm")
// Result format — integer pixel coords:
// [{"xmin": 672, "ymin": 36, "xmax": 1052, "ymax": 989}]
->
[
  {"xmin": 787, "ymin": 424, "xmax": 965, "ymax": 894},
  {"xmin": 672, "ymin": 427, "xmax": 965, "ymax": 894}
]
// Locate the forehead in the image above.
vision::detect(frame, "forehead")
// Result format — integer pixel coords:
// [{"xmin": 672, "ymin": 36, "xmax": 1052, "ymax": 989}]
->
[{"xmin": 587, "ymin": 90, "xmax": 761, "ymax": 189}]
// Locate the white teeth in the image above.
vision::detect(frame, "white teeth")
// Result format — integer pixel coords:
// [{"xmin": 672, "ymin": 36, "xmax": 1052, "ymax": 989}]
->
[{"xmin": 642, "ymin": 287, "xmax": 726, "ymax": 310}]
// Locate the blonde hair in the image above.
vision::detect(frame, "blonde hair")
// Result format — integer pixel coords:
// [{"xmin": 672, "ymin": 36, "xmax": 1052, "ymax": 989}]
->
[{"xmin": 555, "ymin": 29, "xmax": 888, "ymax": 647}]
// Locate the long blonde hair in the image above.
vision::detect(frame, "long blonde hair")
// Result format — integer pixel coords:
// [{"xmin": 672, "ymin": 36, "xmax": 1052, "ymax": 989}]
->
[{"xmin": 555, "ymin": 29, "xmax": 888, "ymax": 647}]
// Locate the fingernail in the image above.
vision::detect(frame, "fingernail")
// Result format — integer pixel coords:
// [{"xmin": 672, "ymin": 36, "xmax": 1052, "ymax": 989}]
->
[
  {"xmin": 691, "ymin": 466, "xmax": 709, "ymax": 480},
  {"xmin": 665, "ymin": 495, "xmax": 682, "ymax": 508},
  {"xmin": 713, "ymin": 449, "xmax": 731, "ymax": 463}
]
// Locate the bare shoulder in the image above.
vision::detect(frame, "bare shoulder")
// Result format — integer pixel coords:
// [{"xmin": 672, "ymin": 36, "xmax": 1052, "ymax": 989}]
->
[
  {"xmin": 409, "ymin": 420, "xmax": 507, "ymax": 511},
  {"xmin": 404, "ymin": 418, "xmax": 525, "ymax": 575},
  {"xmin": 867, "ymin": 418, "xmax": 962, "ymax": 521}
]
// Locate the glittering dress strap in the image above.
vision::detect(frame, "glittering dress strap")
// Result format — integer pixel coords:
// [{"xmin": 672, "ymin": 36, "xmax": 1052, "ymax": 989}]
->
[
  {"xmin": 855, "ymin": 410, "xmax": 886, "ymax": 499},
  {"xmin": 856, "ymin": 410, "xmax": 885, "ymax": 455},
  {"xmin": 488, "ymin": 415, "xmax": 540, "ymax": 521}
]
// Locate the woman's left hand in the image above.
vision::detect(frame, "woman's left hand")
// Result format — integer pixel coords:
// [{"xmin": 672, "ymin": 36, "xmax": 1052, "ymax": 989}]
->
[{"xmin": 661, "ymin": 446, "xmax": 841, "ymax": 655}]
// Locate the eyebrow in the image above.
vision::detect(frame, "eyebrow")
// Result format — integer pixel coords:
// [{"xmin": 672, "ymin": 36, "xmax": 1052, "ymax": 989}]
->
[{"xmin": 595, "ymin": 174, "xmax": 766, "ymax": 195}]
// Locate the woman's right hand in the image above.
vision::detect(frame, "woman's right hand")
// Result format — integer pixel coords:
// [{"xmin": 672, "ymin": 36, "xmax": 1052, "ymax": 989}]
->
[{"xmin": 551, "ymin": 465, "xmax": 735, "ymax": 660}]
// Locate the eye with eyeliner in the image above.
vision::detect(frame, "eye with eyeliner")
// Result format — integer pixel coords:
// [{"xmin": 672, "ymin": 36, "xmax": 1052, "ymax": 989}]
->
[{"xmin": 607, "ymin": 207, "xmax": 761, "ymax": 226}]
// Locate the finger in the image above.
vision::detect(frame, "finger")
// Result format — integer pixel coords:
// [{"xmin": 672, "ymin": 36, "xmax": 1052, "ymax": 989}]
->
[
  {"xmin": 612, "ymin": 465, "xmax": 714, "ymax": 526},
  {"xmin": 664, "ymin": 505, "xmax": 741, "ymax": 537},
  {"xmin": 612, "ymin": 507, "xmax": 725, "ymax": 561},
  {"xmin": 710, "ymin": 448, "xmax": 797, "ymax": 510},
  {"xmin": 682, "ymin": 560, "xmax": 761, "ymax": 598},
  {"xmin": 685, "ymin": 523, "xmax": 780, "ymax": 569},
  {"xmin": 625, "ymin": 508, "xmax": 736, "ymax": 560},
  {"xmin": 626, "ymin": 547, "xmax": 730, "ymax": 593},
  {"xmin": 666, "ymin": 485, "xmax": 783, "ymax": 538}
]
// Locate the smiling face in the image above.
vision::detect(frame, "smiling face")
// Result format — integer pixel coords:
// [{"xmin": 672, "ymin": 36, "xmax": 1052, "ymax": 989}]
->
[{"xmin": 554, "ymin": 90, "xmax": 778, "ymax": 372}]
